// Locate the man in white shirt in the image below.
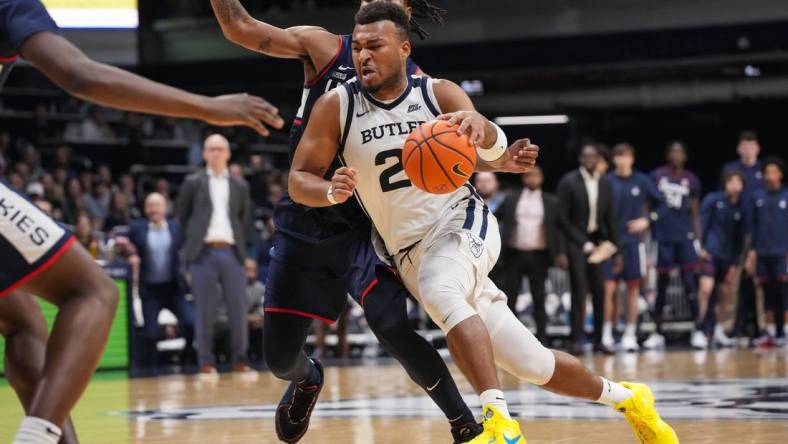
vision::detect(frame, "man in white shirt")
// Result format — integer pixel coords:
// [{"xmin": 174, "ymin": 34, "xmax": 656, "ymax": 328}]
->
[
  {"xmin": 499, "ymin": 167, "xmax": 567, "ymax": 343},
  {"xmin": 557, "ymin": 145, "xmax": 618, "ymax": 355},
  {"xmin": 177, "ymin": 134, "xmax": 255, "ymax": 374}
]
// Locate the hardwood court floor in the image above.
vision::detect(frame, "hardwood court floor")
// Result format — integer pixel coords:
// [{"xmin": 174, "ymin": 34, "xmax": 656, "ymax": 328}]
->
[{"xmin": 1, "ymin": 349, "xmax": 787, "ymax": 443}]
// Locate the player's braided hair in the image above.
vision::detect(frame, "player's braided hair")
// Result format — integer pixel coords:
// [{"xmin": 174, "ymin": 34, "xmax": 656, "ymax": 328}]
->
[
  {"xmin": 407, "ymin": 0, "xmax": 446, "ymax": 40},
  {"xmin": 356, "ymin": 1, "xmax": 446, "ymax": 40}
]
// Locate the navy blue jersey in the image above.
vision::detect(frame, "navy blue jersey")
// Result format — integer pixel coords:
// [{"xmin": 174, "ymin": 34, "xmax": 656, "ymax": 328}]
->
[
  {"xmin": 748, "ymin": 187, "xmax": 788, "ymax": 256},
  {"xmin": 700, "ymin": 191, "xmax": 744, "ymax": 261},
  {"xmin": 721, "ymin": 159, "xmax": 764, "ymax": 202},
  {"xmin": 0, "ymin": 0, "xmax": 60, "ymax": 89},
  {"xmin": 651, "ymin": 166, "xmax": 701, "ymax": 242},
  {"xmin": 606, "ymin": 170, "xmax": 661, "ymax": 246},
  {"xmin": 278, "ymin": 34, "xmax": 420, "ymax": 240}
]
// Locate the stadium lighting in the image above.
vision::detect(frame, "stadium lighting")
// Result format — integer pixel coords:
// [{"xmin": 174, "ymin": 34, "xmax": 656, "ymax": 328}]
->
[{"xmin": 494, "ymin": 115, "xmax": 570, "ymax": 126}]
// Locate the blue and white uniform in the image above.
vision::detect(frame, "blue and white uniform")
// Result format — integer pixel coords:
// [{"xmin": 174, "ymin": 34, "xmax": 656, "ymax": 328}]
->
[
  {"xmin": 602, "ymin": 170, "xmax": 661, "ymax": 283},
  {"xmin": 0, "ymin": 0, "xmax": 74, "ymax": 298},
  {"xmin": 748, "ymin": 187, "xmax": 788, "ymax": 284},
  {"xmin": 336, "ymin": 77, "xmax": 503, "ymax": 332},
  {"xmin": 263, "ymin": 34, "xmax": 420, "ymax": 323},
  {"xmin": 650, "ymin": 166, "xmax": 702, "ymax": 271},
  {"xmin": 699, "ymin": 191, "xmax": 744, "ymax": 279}
]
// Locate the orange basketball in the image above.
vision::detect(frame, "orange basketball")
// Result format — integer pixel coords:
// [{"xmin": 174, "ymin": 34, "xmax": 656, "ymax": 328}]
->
[{"xmin": 402, "ymin": 120, "xmax": 477, "ymax": 194}]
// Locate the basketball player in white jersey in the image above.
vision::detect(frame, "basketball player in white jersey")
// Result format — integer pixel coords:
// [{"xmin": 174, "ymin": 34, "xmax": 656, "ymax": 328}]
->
[{"xmin": 289, "ymin": 4, "xmax": 679, "ymax": 443}]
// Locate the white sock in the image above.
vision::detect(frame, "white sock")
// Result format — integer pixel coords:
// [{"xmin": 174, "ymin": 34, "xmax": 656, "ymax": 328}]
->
[
  {"xmin": 624, "ymin": 324, "xmax": 636, "ymax": 337},
  {"xmin": 596, "ymin": 378, "xmax": 634, "ymax": 406},
  {"xmin": 766, "ymin": 323, "xmax": 776, "ymax": 337},
  {"xmin": 12, "ymin": 417, "xmax": 61, "ymax": 444},
  {"xmin": 602, "ymin": 322, "xmax": 613, "ymax": 339},
  {"xmin": 480, "ymin": 389, "xmax": 511, "ymax": 419}
]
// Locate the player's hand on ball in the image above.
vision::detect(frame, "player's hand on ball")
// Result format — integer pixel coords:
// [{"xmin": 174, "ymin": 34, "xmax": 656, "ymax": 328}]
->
[
  {"xmin": 203, "ymin": 93, "xmax": 285, "ymax": 137},
  {"xmin": 437, "ymin": 111, "xmax": 487, "ymax": 146},
  {"xmin": 330, "ymin": 167, "xmax": 357, "ymax": 204},
  {"xmin": 500, "ymin": 138, "xmax": 539, "ymax": 173}
]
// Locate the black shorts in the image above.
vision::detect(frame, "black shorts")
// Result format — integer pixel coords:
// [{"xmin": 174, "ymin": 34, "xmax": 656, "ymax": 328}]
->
[
  {"xmin": 1, "ymin": 180, "xmax": 74, "ymax": 298},
  {"xmin": 263, "ymin": 225, "xmax": 386, "ymax": 324}
]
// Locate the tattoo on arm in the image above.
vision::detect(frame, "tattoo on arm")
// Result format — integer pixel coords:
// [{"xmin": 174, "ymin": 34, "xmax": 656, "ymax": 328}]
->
[
  {"xmin": 216, "ymin": 0, "xmax": 245, "ymax": 23},
  {"xmin": 258, "ymin": 37, "xmax": 273, "ymax": 53}
]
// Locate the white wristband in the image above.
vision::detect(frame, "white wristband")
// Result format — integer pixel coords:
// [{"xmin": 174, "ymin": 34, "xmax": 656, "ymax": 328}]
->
[
  {"xmin": 326, "ymin": 184, "xmax": 338, "ymax": 205},
  {"xmin": 477, "ymin": 123, "xmax": 508, "ymax": 162}
]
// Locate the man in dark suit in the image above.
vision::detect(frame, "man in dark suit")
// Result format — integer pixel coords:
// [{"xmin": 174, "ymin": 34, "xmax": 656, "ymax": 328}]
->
[
  {"xmin": 128, "ymin": 192, "xmax": 195, "ymax": 367},
  {"xmin": 176, "ymin": 133, "xmax": 254, "ymax": 374},
  {"xmin": 557, "ymin": 144, "xmax": 618, "ymax": 354},
  {"xmin": 498, "ymin": 166, "xmax": 567, "ymax": 343}
]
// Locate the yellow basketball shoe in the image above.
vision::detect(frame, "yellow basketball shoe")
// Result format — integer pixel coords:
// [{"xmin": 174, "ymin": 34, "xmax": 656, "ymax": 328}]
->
[
  {"xmin": 614, "ymin": 382, "xmax": 679, "ymax": 444},
  {"xmin": 466, "ymin": 406, "xmax": 526, "ymax": 444}
]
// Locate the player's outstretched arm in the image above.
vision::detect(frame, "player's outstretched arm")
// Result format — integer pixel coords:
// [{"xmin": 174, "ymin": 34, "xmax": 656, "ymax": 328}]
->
[
  {"xmin": 210, "ymin": 0, "xmax": 336, "ymax": 60},
  {"xmin": 289, "ymin": 91, "xmax": 354, "ymax": 207},
  {"xmin": 431, "ymin": 79, "xmax": 537, "ymax": 172},
  {"xmin": 20, "ymin": 32, "xmax": 283, "ymax": 136}
]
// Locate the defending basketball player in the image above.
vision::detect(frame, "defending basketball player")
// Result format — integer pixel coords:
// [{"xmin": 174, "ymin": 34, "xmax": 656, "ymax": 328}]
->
[
  {"xmin": 289, "ymin": 4, "xmax": 679, "ymax": 443},
  {"xmin": 209, "ymin": 1, "xmax": 526, "ymax": 442},
  {"xmin": 1, "ymin": 1, "xmax": 283, "ymax": 442}
]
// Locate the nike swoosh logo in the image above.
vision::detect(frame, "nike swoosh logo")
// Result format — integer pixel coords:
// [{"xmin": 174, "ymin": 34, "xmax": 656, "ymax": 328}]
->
[
  {"xmin": 504, "ymin": 434, "xmax": 522, "ymax": 444},
  {"xmin": 452, "ymin": 162, "xmax": 470, "ymax": 179},
  {"xmin": 337, "ymin": 66, "xmax": 354, "ymax": 71},
  {"xmin": 426, "ymin": 378, "xmax": 441, "ymax": 391},
  {"xmin": 356, "ymin": 110, "xmax": 370, "ymax": 117},
  {"xmin": 45, "ymin": 427, "xmax": 60, "ymax": 437}
]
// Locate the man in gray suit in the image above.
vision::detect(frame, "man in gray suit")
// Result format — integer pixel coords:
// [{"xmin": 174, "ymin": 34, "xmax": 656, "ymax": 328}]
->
[{"xmin": 177, "ymin": 133, "xmax": 254, "ymax": 374}]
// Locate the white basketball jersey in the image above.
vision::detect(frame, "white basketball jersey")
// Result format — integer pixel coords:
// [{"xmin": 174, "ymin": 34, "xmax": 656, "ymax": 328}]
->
[{"xmin": 337, "ymin": 76, "xmax": 472, "ymax": 255}]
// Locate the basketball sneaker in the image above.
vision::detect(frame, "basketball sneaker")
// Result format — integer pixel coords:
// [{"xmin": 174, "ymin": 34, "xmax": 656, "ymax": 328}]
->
[
  {"xmin": 690, "ymin": 329, "xmax": 708, "ymax": 350},
  {"xmin": 275, "ymin": 359, "xmax": 324, "ymax": 443},
  {"xmin": 467, "ymin": 406, "xmax": 526, "ymax": 444},
  {"xmin": 712, "ymin": 326, "xmax": 734, "ymax": 348},
  {"xmin": 620, "ymin": 333, "xmax": 640, "ymax": 352},
  {"xmin": 601, "ymin": 331, "xmax": 616, "ymax": 351},
  {"xmin": 614, "ymin": 382, "xmax": 678, "ymax": 444},
  {"xmin": 451, "ymin": 422, "xmax": 483, "ymax": 443},
  {"xmin": 753, "ymin": 334, "xmax": 777, "ymax": 348},
  {"xmin": 642, "ymin": 332, "xmax": 665, "ymax": 350}
]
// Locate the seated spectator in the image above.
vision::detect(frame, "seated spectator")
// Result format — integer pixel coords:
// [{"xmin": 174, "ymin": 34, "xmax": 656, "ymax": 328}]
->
[
  {"xmin": 13, "ymin": 161, "xmax": 30, "ymax": 185},
  {"xmin": 21, "ymin": 145, "xmax": 44, "ymax": 182},
  {"xmin": 32, "ymin": 196, "xmax": 54, "ymax": 217},
  {"xmin": 65, "ymin": 106, "xmax": 117, "ymax": 140},
  {"xmin": 229, "ymin": 163, "xmax": 245, "ymax": 182},
  {"xmin": 25, "ymin": 181, "xmax": 45, "ymax": 201},
  {"xmin": 104, "ymin": 191, "xmax": 138, "ymax": 231},
  {"xmin": 127, "ymin": 193, "xmax": 195, "ymax": 367},
  {"xmin": 62, "ymin": 177, "xmax": 86, "ymax": 224},
  {"xmin": 7, "ymin": 171, "xmax": 25, "ymax": 192},
  {"xmin": 51, "ymin": 146, "xmax": 78, "ymax": 180},
  {"xmin": 97, "ymin": 164, "xmax": 113, "ymax": 186},
  {"xmin": 83, "ymin": 176, "xmax": 111, "ymax": 224},
  {"xmin": 75, "ymin": 212, "xmax": 100, "ymax": 258},
  {"xmin": 118, "ymin": 174, "xmax": 138, "ymax": 209}
]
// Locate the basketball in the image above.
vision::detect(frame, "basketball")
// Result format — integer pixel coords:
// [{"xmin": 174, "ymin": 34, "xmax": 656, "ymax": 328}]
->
[{"xmin": 402, "ymin": 120, "xmax": 477, "ymax": 194}]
